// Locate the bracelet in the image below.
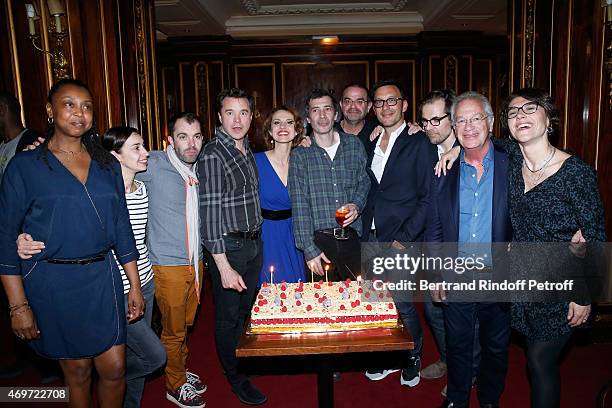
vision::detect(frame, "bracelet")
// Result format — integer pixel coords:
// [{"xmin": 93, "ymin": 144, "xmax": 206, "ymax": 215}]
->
[
  {"xmin": 9, "ymin": 306, "xmax": 31, "ymax": 318},
  {"xmin": 9, "ymin": 301, "xmax": 28, "ymax": 311}
]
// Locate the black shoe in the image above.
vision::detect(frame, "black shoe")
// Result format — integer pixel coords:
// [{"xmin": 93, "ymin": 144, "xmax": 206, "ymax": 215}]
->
[
  {"xmin": 439, "ymin": 400, "xmax": 467, "ymax": 408},
  {"xmin": 400, "ymin": 356, "xmax": 421, "ymax": 388},
  {"xmin": 232, "ymin": 380, "xmax": 267, "ymax": 405},
  {"xmin": 0, "ymin": 360, "xmax": 28, "ymax": 379}
]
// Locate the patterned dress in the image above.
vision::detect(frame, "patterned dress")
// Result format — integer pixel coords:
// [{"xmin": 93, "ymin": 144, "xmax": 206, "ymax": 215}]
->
[{"xmin": 506, "ymin": 144, "xmax": 606, "ymax": 341}]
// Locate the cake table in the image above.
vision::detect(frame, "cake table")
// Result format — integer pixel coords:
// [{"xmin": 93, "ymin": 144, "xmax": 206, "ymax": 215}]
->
[{"xmin": 236, "ymin": 321, "xmax": 413, "ymax": 408}]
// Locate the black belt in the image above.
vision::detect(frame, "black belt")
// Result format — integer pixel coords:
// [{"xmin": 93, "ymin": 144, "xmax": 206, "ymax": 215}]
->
[
  {"xmin": 316, "ymin": 227, "xmax": 356, "ymax": 236},
  {"xmin": 46, "ymin": 254, "xmax": 106, "ymax": 265},
  {"xmin": 261, "ymin": 208, "xmax": 292, "ymax": 220},
  {"xmin": 223, "ymin": 230, "xmax": 261, "ymax": 240}
]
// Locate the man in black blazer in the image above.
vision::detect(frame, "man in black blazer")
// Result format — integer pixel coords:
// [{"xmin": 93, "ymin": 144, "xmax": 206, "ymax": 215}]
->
[
  {"xmin": 425, "ymin": 91, "xmax": 512, "ymax": 408},
  {"xmin": 0, "ymin": 92, "xmax": 39, "ymax": 178},
  {"xmin": 361, "ymin": 79, "xmax": 437, "ymax": 387}
]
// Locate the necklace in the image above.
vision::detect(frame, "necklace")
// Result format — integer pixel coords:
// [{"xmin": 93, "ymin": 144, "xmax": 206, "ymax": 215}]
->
[
  {"xmin": 523, "ymin": 147, "xmax": 556, "ymax": 189},
  {"xmin": 523, "ymin": 145, "xmax": 556, "ymax": 173},
  {"xmin": 50, "ymin": 142, "xmax": 85, "ymax": 159}
]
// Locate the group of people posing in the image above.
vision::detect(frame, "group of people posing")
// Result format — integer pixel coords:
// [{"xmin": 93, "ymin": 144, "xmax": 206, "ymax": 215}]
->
[{"xmin": 0, "ymin": 76, "xmax": 605, "ymax": 408}]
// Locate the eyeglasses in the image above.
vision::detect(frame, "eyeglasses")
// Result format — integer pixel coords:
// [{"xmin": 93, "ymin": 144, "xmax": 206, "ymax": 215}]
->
[
  {"xmin": 418, "ymin": 114, "xmax": 449, "ymax": 129},
  {"xmin": 372, "ymin": 97, "xmax": 403, "ymax": 108},
  {"xmin": 342, "ymin": 98, "xmax": 368, "ymax": 106},
  {"xmin": 454, "ymin": 114, "xmax": 489, "ymax": 128},
  {"xmin": 505, "ymin": 101, "xmax": 539, "ymax": 119}
]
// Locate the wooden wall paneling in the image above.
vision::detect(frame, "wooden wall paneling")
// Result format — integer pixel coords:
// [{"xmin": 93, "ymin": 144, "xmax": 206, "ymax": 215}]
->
[
  {"xmin": 331, "ymin": 61, "xmax": 369, "ymax": 91},
  {"xmin": 458, "ymin": 56, "xmax": 473, "ymax": 94},
  {"xmin": 78, "ymin": 0, "xmax": 112, "ymax": 131},
  {"xmin": 427, "ymin": 55, "xmax": 444, "ymax": 93},
  {"xmin": 375, "ymin": 60, "xmax": 417, "ymax": 122},
  {"xmin": 194, "ymin": 62, "xmax": 209, "ymax": 139},
  {"xmin": 4, "ymin": 0, "xmax": 51, "ymax": 135},
  {"xmin": 595, "ymin": 4, "xmax": 611, "ymax": 236},
  {"xmin": 473, "ymin": 59, "xmax": 493, "ymax": 102},
  {"xmin": 178, "ymin": 62, "xmax": 195, "ymax": 112},
  {"xmin": 562, "ymin": 0, "xmax": 600, "ymax": 165},
  {"xmin": 234, "ymin": 63, "xmax": 276, "ymax": 151},
  {"xmin": 281, "ymin": 62, "xmax": 315, "ymax": 111},
  {"xmin": 443, "ymin": 55, "xmax": 458, "ymax": 93},
  {"xmin": 0, "ymin": 2, "xmax": 14, "ymax": 93},
  {"xmin": 160, "ymin": 66, "xmax": 178, "ymax": 141},
  {"xmin": 207, "ymin": 61, "xmax": 224, "ymax": 134}
]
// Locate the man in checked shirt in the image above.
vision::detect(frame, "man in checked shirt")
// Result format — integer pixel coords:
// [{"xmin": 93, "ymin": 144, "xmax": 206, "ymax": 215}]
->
[
  {"xmin": 288, "ymin": 88, "xmax": 370, "ymax": 281},
  {"xmin": 198, "ymin": 88, "xmax": 266, "ymax": 406}
]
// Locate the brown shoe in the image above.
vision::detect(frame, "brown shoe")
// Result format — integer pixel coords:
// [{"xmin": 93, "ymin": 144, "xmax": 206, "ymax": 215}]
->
[{"xmin": 421, "ymin": 359, "xmax": 447, "ymax": 379}]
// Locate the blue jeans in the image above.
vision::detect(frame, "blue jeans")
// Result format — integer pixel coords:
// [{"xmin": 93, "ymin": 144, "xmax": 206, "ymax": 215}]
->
[
  {"xmin": 396, "ymin": 301, "xmax": 422, "ymax": 361},
  {"xmin": 424, "ymin": 292, "xmax": 481, "ymax": 371},
  {"xmin": 124, "ymin": 280, "xmax": 167, "ymax": 408},
  {"xmin": 443, "ymin": 302, "xmax": 510, "ymax": 406}
]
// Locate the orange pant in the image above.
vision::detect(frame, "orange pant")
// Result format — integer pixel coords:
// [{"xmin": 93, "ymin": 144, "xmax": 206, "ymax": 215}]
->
[{"xmin": 153, "ymin": 262, "xmax": 203, "ymax": 391}]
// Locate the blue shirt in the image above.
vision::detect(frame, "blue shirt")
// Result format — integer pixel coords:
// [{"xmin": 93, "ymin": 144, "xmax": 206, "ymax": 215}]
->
[{"xmin": 458, "ymin": 141, "xmax": 494, "ymax": 265}]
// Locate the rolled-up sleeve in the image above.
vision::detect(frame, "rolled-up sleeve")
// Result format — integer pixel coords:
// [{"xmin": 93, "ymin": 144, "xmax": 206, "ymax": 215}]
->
[
  {"xmin": 199, "ymin": 152, "xmax": 226, "ymax": 254},
  {"xmin": 112, "ymin": 165, "xmax": 138, "ymax": 264},
  {"xmin": 0, "ymin": 162, "xmax": 28, "ymax": 275}
]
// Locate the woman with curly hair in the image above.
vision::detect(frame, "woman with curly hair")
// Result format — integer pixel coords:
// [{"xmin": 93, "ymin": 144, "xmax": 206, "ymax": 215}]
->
[{"xmin": 255, "ymin": 106, "xmax": 306, "ymax": 284}]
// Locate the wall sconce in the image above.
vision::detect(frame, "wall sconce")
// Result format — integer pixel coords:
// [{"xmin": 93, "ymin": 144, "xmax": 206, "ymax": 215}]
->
[{"xmin": 25, "ymin": 1, "xmax": 70, "ymax": 81}]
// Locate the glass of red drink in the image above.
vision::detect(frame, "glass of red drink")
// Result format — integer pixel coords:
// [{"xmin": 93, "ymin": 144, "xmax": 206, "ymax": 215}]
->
[{"xmin": 334, "ymin": 205, "xmax": 350, "ymax": 240}]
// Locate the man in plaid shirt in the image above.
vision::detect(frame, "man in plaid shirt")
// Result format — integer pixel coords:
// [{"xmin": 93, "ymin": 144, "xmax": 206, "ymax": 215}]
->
[
  {"xmin": 288, "ymin": 89, "xmax": 370, "ymax": 281},
  {"xmin": 198, "ymin": 88, "xmax": 266, "ymax": 406}
]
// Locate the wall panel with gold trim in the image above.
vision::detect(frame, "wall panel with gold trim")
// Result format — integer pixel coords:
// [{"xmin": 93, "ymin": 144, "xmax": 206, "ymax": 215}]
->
[
  {"xmin": 375, "ymin": 60, "xmax": 417, "ymax": 122},
  {"xmin": 0, "ymin": 0, "xmax": 160, "ymax": 149},
  {"xmin": 510, "ymin": 0, "xmax": 611, "ymax": 235},
  {"xmin": 157, "ymin": 34, "xmax": 507, "ymax": 150}
]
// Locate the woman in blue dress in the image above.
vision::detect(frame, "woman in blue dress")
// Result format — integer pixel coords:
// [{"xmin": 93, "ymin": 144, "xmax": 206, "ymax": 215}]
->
[
  {"xmin": 255, "ymin": 106, "xmax": 306, "ymax": 284},
  {"xmin": 0, "ymin": 79, "xmax": 144, "ymax": 407}
]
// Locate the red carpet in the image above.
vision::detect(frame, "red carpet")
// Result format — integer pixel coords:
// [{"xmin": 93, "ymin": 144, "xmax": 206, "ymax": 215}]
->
[{"xmin": 2, "ymin": 277, "xmax": 611, "ymax": 407}]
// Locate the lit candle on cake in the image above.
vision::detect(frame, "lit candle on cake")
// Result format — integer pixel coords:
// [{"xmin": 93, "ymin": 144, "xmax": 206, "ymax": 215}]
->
[
  {"xmin": 270, "ymin": 265, "xmax": 274, "ymax": 285},
  {"xmin": 324, "ymin": 264, "xmax": 329, "ymax": 283},
  {"xmin": 357, "ymin": 275, "xmax": 362, "ymax": 289},
  {"xmin": 309, "ymin": 262, "xmax": 314, "ymax": 283}
]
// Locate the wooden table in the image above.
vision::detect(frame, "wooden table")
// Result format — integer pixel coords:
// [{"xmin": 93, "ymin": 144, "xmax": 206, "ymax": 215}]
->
[{"xmin": 236, "ymin": 324, "xmax": 413, "ymax": 408}]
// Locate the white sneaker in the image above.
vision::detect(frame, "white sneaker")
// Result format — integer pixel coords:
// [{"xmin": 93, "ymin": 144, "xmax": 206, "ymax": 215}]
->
[
  {"xmin": 186, "ymin": 370, "xmax": 207, "ymax": 394},
  {"xmin": 166, "ymin": 383, "xmax": 206, "ymax": 408},
  {"xmin": 364, "ymin": 369, "xmax": 400, "ymax": 381}
]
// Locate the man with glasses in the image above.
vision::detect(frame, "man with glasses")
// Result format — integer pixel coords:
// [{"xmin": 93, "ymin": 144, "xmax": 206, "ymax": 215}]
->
[
  {"xmin": 361, "ymin": 79, "xmax": 437, "ymax": 388},
  {"xmin": 425, "ymin": 91, "xmax": 511, "ymax": 408},
  {"xmin": 417, "ymin": 90, "xmax": 480, "ymax": 399},
  {"xmin": 288, "ymin": 88, "xmax": 370, "ymax": 282},
  {"xmin": 336, "ymin": 84, "xmax": 377, "ymax": 143},
  {"xmin": 418, "ymin": 89, "xmax": 457, "ymax": 160}
]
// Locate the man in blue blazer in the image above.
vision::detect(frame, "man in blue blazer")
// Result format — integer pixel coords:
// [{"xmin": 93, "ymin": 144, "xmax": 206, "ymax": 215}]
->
[
  {"xmin": 361, "ymin": 79, "xmax": 437, "ymax": 387},
  {"xmin": 425, "ymin": 92, "xmax": 511, "ymax": 408}
]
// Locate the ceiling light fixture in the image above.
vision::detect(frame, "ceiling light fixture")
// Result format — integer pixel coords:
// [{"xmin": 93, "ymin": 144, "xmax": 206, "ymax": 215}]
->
[{"xmin": 312, "ymin": 35, "xmax": 339, "ymax": 45}]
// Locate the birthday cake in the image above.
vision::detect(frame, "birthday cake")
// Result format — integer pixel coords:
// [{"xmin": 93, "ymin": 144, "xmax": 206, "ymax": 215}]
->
[{"xmin": 249, "ymin": 280, "xmax": 399, "ymax": 333}]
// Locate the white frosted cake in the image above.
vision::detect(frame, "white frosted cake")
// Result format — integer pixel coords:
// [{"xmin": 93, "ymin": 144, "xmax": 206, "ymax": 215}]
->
[{"xmin": 249, "ymin": 279, "xmax": 399, "ymax": 333}]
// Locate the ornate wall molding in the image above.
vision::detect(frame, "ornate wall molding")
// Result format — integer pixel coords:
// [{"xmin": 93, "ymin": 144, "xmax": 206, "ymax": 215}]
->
[
  {"xmin": 444, "ymin": 55, "xmax": 458, "ymax": 92},
  {"xmin": 241, "ymin": 0, "xmax": 411, "ymax": 15},
  {"xmin": 523, "ymin": 0, "xmax": 535, "ymax": 87}
]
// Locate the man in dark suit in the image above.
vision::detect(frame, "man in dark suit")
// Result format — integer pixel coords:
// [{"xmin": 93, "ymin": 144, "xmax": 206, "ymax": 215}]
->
[
  {"xmin": 361, "ymin": 79, "xmax": 437, "ymax": 387},
  {"xmin": 425, "ymin": 91, "xmax": 511, "ymax": 408},
  {"xmin": 0, "ymin": 92, "xmax": 39, "ymax": 178}
]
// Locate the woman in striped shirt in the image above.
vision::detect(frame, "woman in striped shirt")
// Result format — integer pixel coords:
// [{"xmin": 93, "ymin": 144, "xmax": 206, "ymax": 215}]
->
[{"xmin": 17, "ymin": 126, "xmax": 166, "ymax": 408}]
